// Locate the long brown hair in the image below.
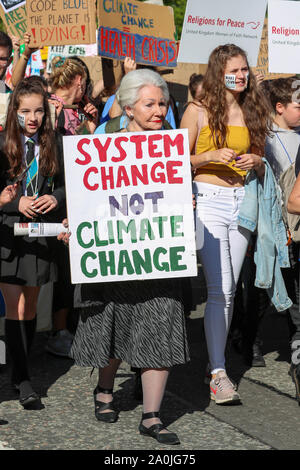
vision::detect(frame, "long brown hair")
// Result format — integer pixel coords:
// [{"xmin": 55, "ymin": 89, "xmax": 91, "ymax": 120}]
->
[
  {"xmin": 199, "ymin": 44, "xmax": 271, "ymax": 154},
  {"xmin": 4, "ymin": 78, "xmax": 58, "ymax": 178}
]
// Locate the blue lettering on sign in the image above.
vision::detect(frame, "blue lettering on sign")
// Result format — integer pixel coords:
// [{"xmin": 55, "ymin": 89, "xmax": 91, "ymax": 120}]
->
[
  {"xmin": 102, "ymin": 0, "xmax": 138, "ymax": 15},
  {"xmin": 98, "ymin": 27, "xmax": 177, "ymax": 67},
  {"xmin": 121, "ymin": 15, "xmax": 154, "ymax": 29}
]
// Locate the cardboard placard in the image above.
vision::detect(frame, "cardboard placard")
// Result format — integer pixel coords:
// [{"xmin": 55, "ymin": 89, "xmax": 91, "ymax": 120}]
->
[
  {"xmin": 63, "ymin": 129, "xmax": 197, "ymax": 284},
  {"xmin": 27, "ymin": 0, "xmax": 97, "ymax": 47},
  {"xmin": 0, "ymin": 2, "xmax": 27, "ymax": 38},
  {"xmin": 178, "ymin": 0, "xmax": 267, "ymax": 67},
  {"xmin": 268, "ymin": 0, "xmax": 300, "ymax": 74},
  {"xmin": 81, "ymin": 55, "xmax": 103, "ymax": 87},
  {"xmin": 97, "ymin": 0, "xmax": 177, "ymax": 67}
]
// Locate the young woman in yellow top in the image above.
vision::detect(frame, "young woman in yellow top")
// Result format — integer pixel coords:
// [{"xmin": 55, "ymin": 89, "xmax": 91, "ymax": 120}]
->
[{"xmin": 180, "ymin": 44, "xmax": 270, "ymax": 405}]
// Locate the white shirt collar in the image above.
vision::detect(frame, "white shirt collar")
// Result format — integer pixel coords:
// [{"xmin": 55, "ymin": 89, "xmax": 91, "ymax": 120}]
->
[{"xmin": 23, "ymin": 133, "xmax": 38, "ymax": 145}]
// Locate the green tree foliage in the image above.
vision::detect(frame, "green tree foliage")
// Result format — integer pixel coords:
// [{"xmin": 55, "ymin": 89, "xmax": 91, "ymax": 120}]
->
[
  {"xmin": 163, "ymin": 0, "xmax": 187, "ymax": 39},
  {"xmin": 140, "ymin": 0, "xmax": 187, "ymax": 39}
]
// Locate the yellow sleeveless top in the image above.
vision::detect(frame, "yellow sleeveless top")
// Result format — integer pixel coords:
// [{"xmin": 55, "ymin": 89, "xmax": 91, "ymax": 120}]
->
[{"xmin": 195, "ymin": 125, "xmax": 250, "ymax": 177}]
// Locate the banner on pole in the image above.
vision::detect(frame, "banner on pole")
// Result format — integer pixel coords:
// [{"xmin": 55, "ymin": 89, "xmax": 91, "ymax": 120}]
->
[
  {"xmin": 178, "ymin": 0, "xmax": 267, "ymax": 67},
  {"xmin": 63, "ymin": 129, "xmax": 197, "ymax": 284}
]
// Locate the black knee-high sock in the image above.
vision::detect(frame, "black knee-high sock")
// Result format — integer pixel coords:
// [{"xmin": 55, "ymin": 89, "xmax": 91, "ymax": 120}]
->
[
  {"xmin": 24, "ymin": 317, "xmax": 36, "ymax": 355},
  {"xmin": 5, "ymin": 318, "xmax": 36, "ymax": 385}
]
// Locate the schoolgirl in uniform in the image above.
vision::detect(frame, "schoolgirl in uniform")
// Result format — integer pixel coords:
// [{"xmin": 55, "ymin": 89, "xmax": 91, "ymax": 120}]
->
[{"xmin": 0, "ymin": 78, "xmax": 65, "ymax": 407}]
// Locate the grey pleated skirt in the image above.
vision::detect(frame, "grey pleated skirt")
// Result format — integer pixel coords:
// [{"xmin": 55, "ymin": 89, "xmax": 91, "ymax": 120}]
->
[{"xmin": 70, "ymin": 278, "xmax": 190, "ymax": 369}]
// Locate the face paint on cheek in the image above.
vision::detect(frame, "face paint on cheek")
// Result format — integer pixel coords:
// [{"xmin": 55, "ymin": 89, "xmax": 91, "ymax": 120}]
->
[
  {"xmin": 224, "ymin": 74, "xmax": 236, "ymax": 90},
  {"xmin": 17, "ymin": 113, "xmax": 26, "ymax": 129}
]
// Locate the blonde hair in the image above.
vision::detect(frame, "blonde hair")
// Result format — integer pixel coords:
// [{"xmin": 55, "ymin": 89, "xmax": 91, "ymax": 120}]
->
[{"xmin": 50, "ymin": 56, "xmax": 87, "ymax": 92}]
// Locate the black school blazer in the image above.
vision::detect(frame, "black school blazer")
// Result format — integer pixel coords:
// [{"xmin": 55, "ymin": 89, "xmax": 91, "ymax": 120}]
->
[{"xmin": 0, "ymin": 131, "xmax": 66, "ymax": 222}]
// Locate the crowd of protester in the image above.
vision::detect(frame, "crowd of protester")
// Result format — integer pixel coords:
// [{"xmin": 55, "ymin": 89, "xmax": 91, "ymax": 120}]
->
[{"xmin": 0, "ymin": 29, "xmax": 300, "ymax": 446}]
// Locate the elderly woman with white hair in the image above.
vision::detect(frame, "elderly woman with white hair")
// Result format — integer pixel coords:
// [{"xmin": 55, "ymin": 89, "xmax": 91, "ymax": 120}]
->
[{"xmin": 69, "ymin": 69, "xmax": 189, "ymax": 445}]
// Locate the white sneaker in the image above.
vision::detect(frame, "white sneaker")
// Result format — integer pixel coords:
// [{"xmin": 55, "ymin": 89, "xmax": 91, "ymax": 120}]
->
[
  {"xmin": 45, "ymin": 329, "xmax": 74, "ymax": 358},
  {"xmin": 210, "ymin": 371, "xmax": 241, "ymax": 405}
]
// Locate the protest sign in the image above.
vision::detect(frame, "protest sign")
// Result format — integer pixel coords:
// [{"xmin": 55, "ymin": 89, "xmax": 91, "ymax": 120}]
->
[
  {"xmin": 97, "ymin": 0, "xmax": 177, "ymax": 67},
  {"xmin": 81, "ymin": 56, "xmax": 103, "ymax": 86},
  {"xmin": 255, "ymin": 18, "xmax": 294, "ymax": 79},
  {"xmin": 27, "ymin": 0, "xmax": 97, "ymax": 47},
  {"xmin": 46, "ymin": 42, "xmax": 97, "ymax": 73},
  {"xmin": 268, "ymin": 0, "xmax": 300, "ymax": 74},
  {"xmin": 0, "ymin": 1, "xmax": 26, "ymax": 38},
  {"xmin": 63, "ymin": 129, "xmax": 197, "ymax": 284},
  {"xmin": 0, "ymin": 0, "xmax": 25, "ymax": 13},
  {"xmin": 178, "ymin": 0, "xmax": 267, "ymax": 67}
]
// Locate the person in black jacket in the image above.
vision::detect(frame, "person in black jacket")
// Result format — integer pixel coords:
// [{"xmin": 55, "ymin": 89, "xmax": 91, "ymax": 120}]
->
[{"xmin": 0, "ymin": 78, "xmax": 65, "ymax": 407}]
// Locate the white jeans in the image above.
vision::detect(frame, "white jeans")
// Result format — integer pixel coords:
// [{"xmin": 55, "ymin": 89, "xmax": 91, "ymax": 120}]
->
[{"xmin": 194, "ymin": 182, "xmax": 250, "ymax": 374}]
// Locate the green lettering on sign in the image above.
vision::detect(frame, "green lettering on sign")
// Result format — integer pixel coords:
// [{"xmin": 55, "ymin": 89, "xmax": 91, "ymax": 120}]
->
[
  {"xmin": 170, "ymin": 246, "xmax": 186, "ymax": 271},
  {"xmin": 118, "ymin": 250, "xmax": 134, "ymax": 275},
  {"xmin": 77, "ymin": 222, "xmax": 93, "ymax": 249},
  {"xmin": 81, "ymin": 252, "xmax": 97, "ymax": 278}
]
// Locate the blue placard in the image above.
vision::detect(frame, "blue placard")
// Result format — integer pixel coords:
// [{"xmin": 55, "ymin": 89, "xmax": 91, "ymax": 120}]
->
[{"xmin": 98, "ymin": 27, "xmax": 178, "ymax": 68}]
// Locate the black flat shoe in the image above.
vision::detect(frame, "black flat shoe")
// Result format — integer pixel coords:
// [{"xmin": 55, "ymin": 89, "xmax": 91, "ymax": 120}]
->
[
  {"xmin": 93, "ymin": 386, "xmax": 118, "ymax": 423},
  {"xmin": 252, "ymin": 342, "xmax": 266, "ymax": 367},
  {"xmin": 289, "ymin": 363, "xmax": 300, "ymax": 405},
  {"xmin": 20, "ymin": 391, "xmax": 40, "ymax": 408},
  {"xmin": 16, "ymin": 381, "xmax": 40, "ymax": 408},
  {"xmin": 139, "ymin": 412, "xmax": 180, "ymax": 445}
]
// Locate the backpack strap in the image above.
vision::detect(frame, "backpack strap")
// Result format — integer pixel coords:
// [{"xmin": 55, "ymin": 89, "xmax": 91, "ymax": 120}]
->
[
  {"xmin": 105, "ymin": 116, "xmax": 123, "ymax": 133},
  {"xmin": 163, "ymin": 119, "xmax": 172, "ymax": 130}
]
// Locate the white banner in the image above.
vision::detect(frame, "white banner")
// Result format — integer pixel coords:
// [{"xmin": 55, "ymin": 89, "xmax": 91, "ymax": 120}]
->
[
  {"xmin": 46, "ymin": 43, "xmax": 97, "ymax": 73},
  {"xmin": 178, "ymin": 0, "xmax": 267, "ymax": 66},
  {"xmin": 268, "ymin": 0, "xmax": 300, "ymax": 74},
  {"xmin": 63, "ymin": 130, "xmax": 198, "ymax": 284}
]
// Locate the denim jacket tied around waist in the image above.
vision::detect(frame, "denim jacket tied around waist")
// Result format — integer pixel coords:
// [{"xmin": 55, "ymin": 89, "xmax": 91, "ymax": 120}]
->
[{"xmin": 237, "ymin": 159, "xmax": 292, "ymax": 312}]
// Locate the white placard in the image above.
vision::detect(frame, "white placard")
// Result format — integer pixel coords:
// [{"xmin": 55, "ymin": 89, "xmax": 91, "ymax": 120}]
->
[
  {"xmin": 63, "ymin": 130, "xmax": 198, "ymax": 284},
  {"xmin": 46, "ymin": 43, "xmax": 97, "ymax": 73},
  {"xmin": 268, "ymin": 0, "xmax": 300, "ymax": 74},
  {"xmin": 178, "ymin": 0, "xmax": 267, "ymax": 66}
]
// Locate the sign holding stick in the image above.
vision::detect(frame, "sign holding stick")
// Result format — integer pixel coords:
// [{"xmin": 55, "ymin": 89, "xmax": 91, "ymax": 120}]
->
[
  {"xmin": 26, "ymin": 0, "xmax": 97, "ymax": 47},
  {"xmin": 97, "ymin": 0, "xmax": 177, "ymax": 67},
  {"xmin": 63, "ymin": 129, "xmax": 197, "ymax": 284}
]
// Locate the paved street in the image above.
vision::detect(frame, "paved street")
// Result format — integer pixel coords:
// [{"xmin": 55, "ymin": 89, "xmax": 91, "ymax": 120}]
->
[{"xmin": 0, "ymin": 275, "xmax": 299, "ymax": 451}]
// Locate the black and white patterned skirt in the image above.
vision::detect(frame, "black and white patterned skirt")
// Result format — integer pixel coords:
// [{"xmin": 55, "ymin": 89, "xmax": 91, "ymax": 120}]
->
[{"xmin": 70, "ymin": 278, "xmax": 190, "ymax": 369}]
